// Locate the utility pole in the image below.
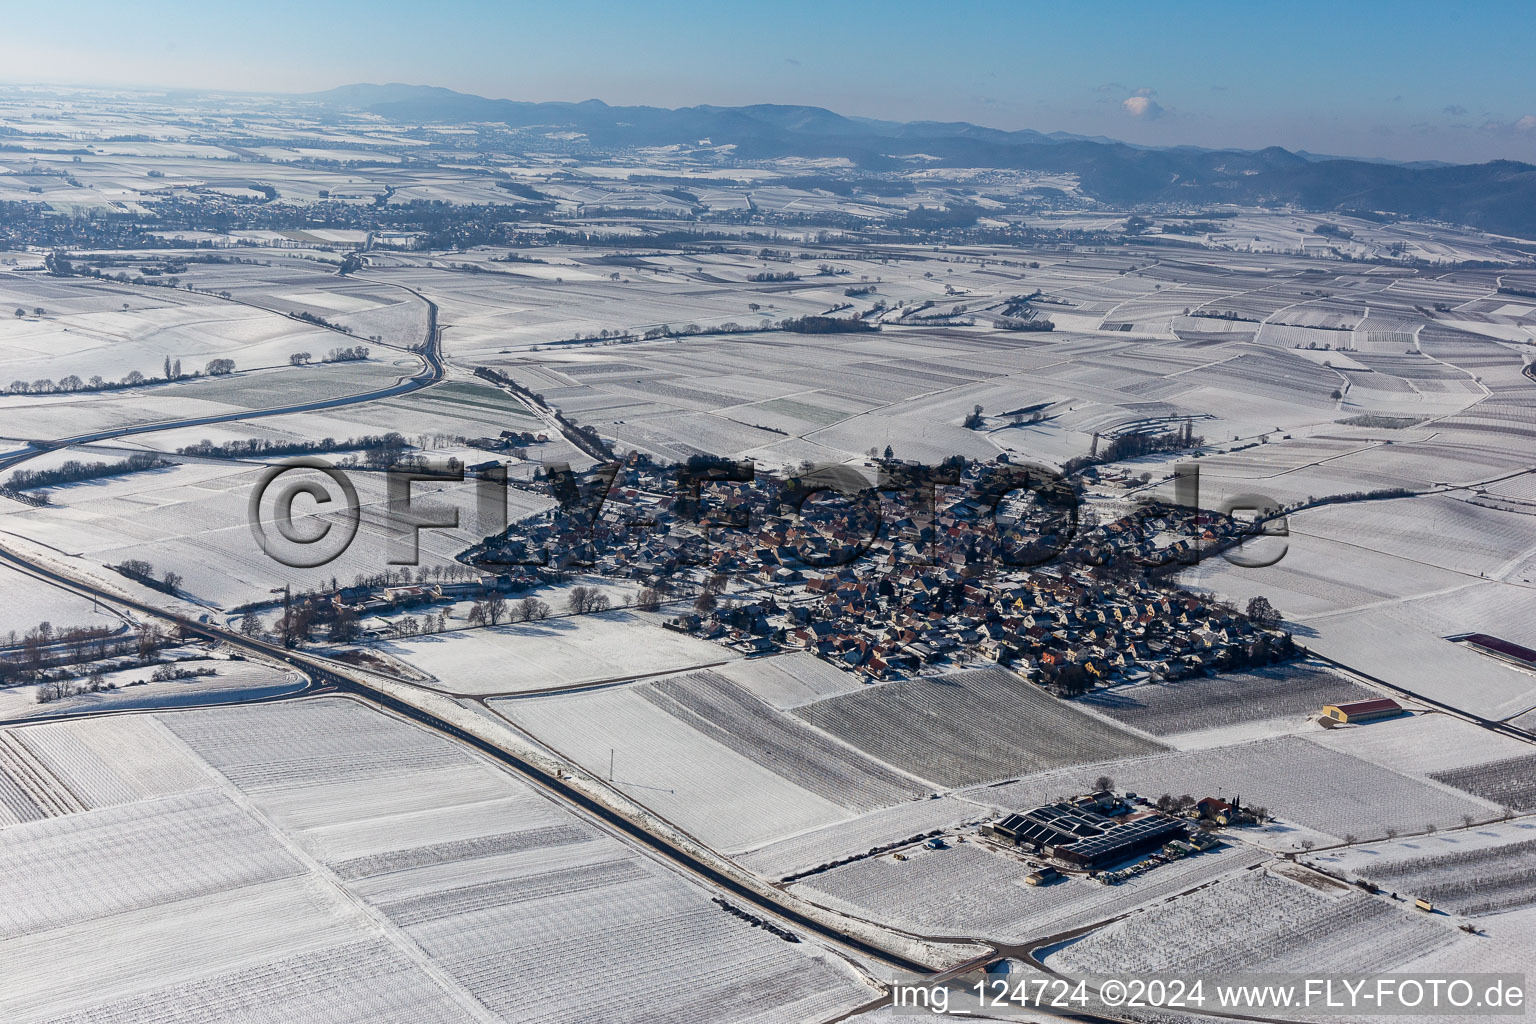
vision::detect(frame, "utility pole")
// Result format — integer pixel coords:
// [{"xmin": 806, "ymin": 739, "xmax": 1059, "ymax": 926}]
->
[
  {"xmin": 609, "ymin": 748, "xmax": 614, "ymax": 783},
  {"xmin": 271, "ymin": 585, "xmax": 292, "ymax": 647}
]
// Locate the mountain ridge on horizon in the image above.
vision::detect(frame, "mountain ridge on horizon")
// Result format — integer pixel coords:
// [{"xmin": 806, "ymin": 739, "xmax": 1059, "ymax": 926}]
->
[{"xmin": 306, "ymin": 82, "xmax": 1536, "ymax": 240}]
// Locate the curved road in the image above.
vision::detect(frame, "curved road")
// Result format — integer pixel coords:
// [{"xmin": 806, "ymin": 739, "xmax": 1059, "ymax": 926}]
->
[
  {"xmin": 0, "ymin": 288, "xmax": 443, "ymax": 476},
  {"xmin": 0, "ymin": 539, "xmax": 966, "ymax": 976}
]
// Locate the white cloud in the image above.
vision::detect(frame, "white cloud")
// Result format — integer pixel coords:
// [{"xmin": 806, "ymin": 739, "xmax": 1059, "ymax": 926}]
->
[
  {"xmin": 1517, "ymin": 114, "xmax": 1536, "ymax": 133},
  {"xmin": 1122, "ymin": 95, "xmax": 1164, "ymax": 119}
]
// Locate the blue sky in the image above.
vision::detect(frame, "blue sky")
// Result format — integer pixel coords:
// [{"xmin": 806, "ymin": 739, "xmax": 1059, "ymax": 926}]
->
[{"xmin": 6, "ymin": 0, "xmax": 1533, "ymax": 163}]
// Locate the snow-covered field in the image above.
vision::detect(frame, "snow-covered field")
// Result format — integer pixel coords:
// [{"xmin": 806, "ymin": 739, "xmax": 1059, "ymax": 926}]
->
[
  {"xmin": 793, "ymin": 667, "xmax": 1168, "ymax": 788},
  {"xmin": 1078, "ymin": 661, "xmax": 1377, "ymax": 741},
  {"xmin": 715, "ymin": 651, "xmax": 867, "ymax": 709},
  {"xmin": 1315, "ymin": 821, "xmax": 1536, "ymax": 916},
  {"xmin": 795, "ymin": 840, "xmax": 1266, "ymax": 945},
  {"xmin": 0, "ymin": 274, "xmax": 350, "ymax": 385},
  {"xmin": 492, "ymin": 680, "xmax": 861, "ymax": 852},
  {"xmin": 0, "ymin": 656, "xmax": 303, "ymax": 721},
  {"xmin": 388, "ymin": 610, "xmax": 734, "ymax": 694},
  {"xmin": 0, "ymin": 562, "xmax": 126, "ymax": 636},
  {"xmin": 1309, "ymin": 711, "xmax": 1534, "ymax": 776},
  {"xmin": 966, "ymin": 734, "xmax": 1498, "ymax": 846},
  {"xmin": 0, "ymin": 455, "xmax": 490, "ymax": 609},
  {"xmin": 1047, "ymin": 868, "xmax": 1457, "ymax": 976},
  {"xmin": 736, "ymin": 795, "xmax": 986, "ymax": 880},
  {"xmin": 1, "ymin": 697, "xmax": 879, "ymax": 1023}
]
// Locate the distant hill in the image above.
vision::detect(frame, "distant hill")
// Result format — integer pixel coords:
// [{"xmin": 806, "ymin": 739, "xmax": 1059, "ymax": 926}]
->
[{"xmin": 304, "ymin": 84, "xmax": 1536, "ymax": 240}]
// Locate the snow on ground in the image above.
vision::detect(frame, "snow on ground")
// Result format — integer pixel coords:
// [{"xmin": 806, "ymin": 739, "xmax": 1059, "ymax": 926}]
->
[
  {"xmin": 1188, "ymin": 555, "xmax": 1536, "ymax": 722},
  {"xmin": 1307, "ymin": 711, "xmax": 1534, "ymax": 776},
  {"xmin": 736, "ymin": 796, "xmax": 988, "ymax": 880},
  {"xmin": 1046, "ymin": 868, "xmax": 1458, "ymax": 977},
  {"xmin": 492, "ymin": 683, "xmax": 853, "ymax": 852},
  {"xmin": 0, "ymin": 359, "xmax": 406, "ymax": 442},
  {"xmin": 1078, "ymin": 661, "xmax": 1377, "ymax": 741},
  {"xmin": 0, "ymin": 714, "xmax": 214, "ymax": 825},
  {"xmin": 0, "ymin": 562, "xmax": 126, "ymax": 636},
  {"xmin": 716, "ymin": 651, "xmax": 868, "ymax": 709},
  {"xmin": 1, "ymin": 696, "xmax": 880, "ymax": 1023},
  {"xmin": 1388, "ymin": 904, "xmax": 1536, "ymax": 1024},
  {"xmin": 386, "ymin": 610, "xmax": 735, "ymax": 694},
  {"xmin": 793, "ymin": 667, "xmax": 1168, "ymax": 789},
  {"xmin": 0, "ymin": 456, "xmax": 489, "ymax": 610},
  {"xmin": 966, "ymin": 734, "xmax": 1498, "ymax": 847},
  {"xmin": 1314, "ymin": 820, "xmax": 1536, "ymax": 916},
  {"xmin": 795, "ymin": 840, "xmax": 1266, "ymax": 946},
  {"xmin": 0, "ymin": 656, "xmax": 303, "ymax": 721}
]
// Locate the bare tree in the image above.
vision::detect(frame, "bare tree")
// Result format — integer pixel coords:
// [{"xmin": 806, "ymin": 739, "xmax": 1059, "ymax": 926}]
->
[
  {"xmin": 518, "ymin": 596, "xmax": 551, "ymax": 621},
  {"xmin": 635, "ymin": 587, "xmax": 662, "ymax": 612},
  {"xmin": 567, "ymin": 585, "xmax": 596, "ymax": 615},
  {"xmin": 136, "ymin": 624, "xmax": 161, "ymax": 660},
  {"xmin": 1245, "ymin": 596, "xmax": 1281, "ymax": 626},
  {"xmin": 485, "ymin": 592, "xmax": 508, "ymax": 626}
]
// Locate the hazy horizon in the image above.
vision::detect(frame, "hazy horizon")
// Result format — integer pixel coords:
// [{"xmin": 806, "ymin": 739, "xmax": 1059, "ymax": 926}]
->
[{"xmin": 5, "ymin": 0, "xmax": 1535, "ymax": 165}]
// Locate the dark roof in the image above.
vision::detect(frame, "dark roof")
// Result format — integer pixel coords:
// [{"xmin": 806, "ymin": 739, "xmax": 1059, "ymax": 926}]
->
[
  {"xmin": 1461, "ymin": 633, "xmax": 1536, "ymax": 666},
  {"xmin": 1328, "ymin": 697, "xmax": 1402, "ymax": 715},
  {"xmin": 1055, "ymin": 815, "xmax": 1186, "ymax": 862}
]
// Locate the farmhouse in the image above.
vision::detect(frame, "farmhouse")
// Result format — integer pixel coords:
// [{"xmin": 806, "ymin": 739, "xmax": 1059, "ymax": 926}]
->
[
  {"xmin": 1196, "ymin": 796, "xmax": 1242, "ymax": 825},
  {"xmin": 1322, "ymin": 697, "xmax": 1403, "ymax": 724}
]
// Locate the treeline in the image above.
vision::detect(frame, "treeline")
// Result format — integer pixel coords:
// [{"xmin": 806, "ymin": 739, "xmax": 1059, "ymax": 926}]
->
[
  {"xmin": 778, "ymin": 315, "xmax": 878, "ymax": 335},
  {"xmin": 5, "ymin": 453, "xmax": 170, "ymax": 492},
  {"xmin": 113, "ymin": 558, "xmax": 183, "ymax": 595},
  {"xmin": 1300, "ymin": 487, "xmax": 1414, "ymax": 509},
  {"xmin": 7, "ymin": 358, "xmax": 233, "ymax": 395},
  {"xmin": 1, "ymin": 621, "xmax": 181, "ymax": 690},
  {"xmin": 178, "ymin": 431, "xmax": 409, "ymax": 461},
  {"xmin": 1189, "ymin": 309, "xmax": 1260, "ymax": 323},
  {"xmin": 900, "ymin": 204, "xmax": 984, "ymax": 230},
  {"xmin": 1161, "ymin": 221, "xmax": 1223, "ymax": 235},
  {"xmin": 292, "ymin": 309, "xmax": 359, "ymax": 334},
  {"xmin": 1062, "ymin": 426, "xmax": 1203, "ymax": 475},
  {"xmin": 288, "ymin": 345, "xmax": 372, "ymax": 365},
  {"xmin": 995, "ymin": 317, "xmax": 1056, "ymax": 334},
  {"xmin": 748, "ymin": 271, "xmax": 799, "ymax": 283}
]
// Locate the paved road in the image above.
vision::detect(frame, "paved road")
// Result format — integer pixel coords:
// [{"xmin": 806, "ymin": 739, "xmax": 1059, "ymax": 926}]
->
[
  {"xmin": 0, "ymin": 539, "xmax": 968, "ymax": 976},
  {"xmin": 0, "ymin": 272, "xmax": 987, "ymax": 977},
  {"xmin": 0, "ymin": 292, "xmax": 444, "ymax": 475}
]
